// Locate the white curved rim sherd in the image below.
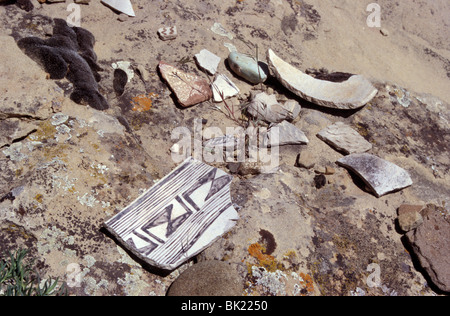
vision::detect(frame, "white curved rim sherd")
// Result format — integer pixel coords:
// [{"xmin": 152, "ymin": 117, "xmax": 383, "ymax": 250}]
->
[
  {"xmin": 102, "ymin": 0, "xmax": 136, "ymax": 17},
  {"xmin": 267, "ymin": 49, "xmax": 378, "ymax": 109}
]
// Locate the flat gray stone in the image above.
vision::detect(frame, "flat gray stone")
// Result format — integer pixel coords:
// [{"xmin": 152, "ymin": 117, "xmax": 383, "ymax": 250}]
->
[
  {"xmin": 337, "ymin": 153, "xmax": 413, "ymax": 197},
  {"xmin": 317, "ymin": 122, "xmax": 373, "ymax": 154}
]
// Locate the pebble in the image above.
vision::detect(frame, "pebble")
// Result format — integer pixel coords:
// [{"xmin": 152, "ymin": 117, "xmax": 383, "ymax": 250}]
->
[
  {"xmin": 380, "ymin": 28, "xmax": 389, "ymax": 37},
  {"xmin": 228, "ymin": 52, "xmax": 269, "ymax": 84},
  {"xmin": 314, "ymin": 174, "xmax": 327, "ymax": 189},
  {"xmin": 325, "ymin": 166, "xmax": 336, "ymax": 175},
  {"xmin": 295, "ymin": 152, "xmax": 315, "ymax": 169},
  {"xmin": 167, "ymin": 261, "xmax": 243, "ymax": 296},
  {"xmin": 117, "ymin": 13, "xmax": 129, "ymax": 22},
  {"xmin": 398, "ymin": 204, "xmax": 424, "ymax": 232}
]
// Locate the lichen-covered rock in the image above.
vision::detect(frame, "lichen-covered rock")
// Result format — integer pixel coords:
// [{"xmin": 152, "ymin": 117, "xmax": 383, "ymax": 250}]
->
[{"xmin": 406, "ymin": 204, "xmax": 450, "ymax": 293}]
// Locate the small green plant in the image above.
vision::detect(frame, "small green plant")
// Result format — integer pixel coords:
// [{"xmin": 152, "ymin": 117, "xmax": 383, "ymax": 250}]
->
[{"xmin": 0, "ymin": 249, "xmax": 67, "ymax": 296}]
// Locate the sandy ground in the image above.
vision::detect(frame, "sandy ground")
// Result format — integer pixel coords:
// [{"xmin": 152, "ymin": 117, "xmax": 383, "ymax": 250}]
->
[{"xmin": 5, "ymin": 0, "xmax": 448, "ymax": 101}]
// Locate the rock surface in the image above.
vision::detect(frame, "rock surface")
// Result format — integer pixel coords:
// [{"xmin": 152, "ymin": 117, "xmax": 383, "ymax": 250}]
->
[{"xmin": 406, "ymin": 205, "xmax": 450, "ymax": 293}]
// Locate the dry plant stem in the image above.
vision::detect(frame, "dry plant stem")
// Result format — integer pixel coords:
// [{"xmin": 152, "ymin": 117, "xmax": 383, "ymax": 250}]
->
[{"xmin": 204, "ymin": 70, "xmax": 241, "ymax": 125}]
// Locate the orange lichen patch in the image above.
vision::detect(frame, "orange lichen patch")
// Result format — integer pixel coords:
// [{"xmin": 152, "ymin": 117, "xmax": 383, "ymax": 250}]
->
[
  {"xmin": 299, "ymin": 273, "xmax": 315, "ymax": 295},
  {"xmin": 248, "ymin": 243, "xmax": 283, "ymax": 272},
  {"xmin": 131, "ymin": 93, "xmax": 158, "ymax": 112}
]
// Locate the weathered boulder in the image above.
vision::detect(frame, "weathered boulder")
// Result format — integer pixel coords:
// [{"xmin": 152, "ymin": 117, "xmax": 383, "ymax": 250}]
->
[{"xmin": 406, "ymin": 204, "xmax": 450, "ymax": 293}]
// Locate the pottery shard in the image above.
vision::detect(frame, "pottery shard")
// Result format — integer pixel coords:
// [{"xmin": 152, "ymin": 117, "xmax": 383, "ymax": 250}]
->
[
  {"xmin": 211, "ymin": 74, "xmax": 240, "ymax": 102},
  {"xmin": 101, "ymin": 0, "xmax": 135, "ymax": 17},
  {"xmin": 195, "ymin": 49, "xmax": 221, "ymax": 75},
  {"xmin": 263, "ymin": 120, "xmax": 309, "ymax": 147},
  {"xmin": 248, "ymin": 92, "xmax": 301, "ymax": 123},
  {"xmin": 159, "ymin": 61, "xmax": 212, "ymax": 107},
  {"xmin": 158, "ymin": 26, "xmax": 178, "ymax": 41},
  {"xmin": 337, "ymin": 153, "xmax": 413, "ymax": 197},
  {"xmin": 317, "ymin": 122, "xmax": 373, "ymax": 154},
  {"xmin": 406, "ymin": 204, "xmax": 450, "ymax": 293},
  {"xmin": 103, "ymin": 157, "xmax": 239, "ymax": 271},
  {"xmin": 267, "ymin": 49, "xmax": 378, "ymax": 109}
]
